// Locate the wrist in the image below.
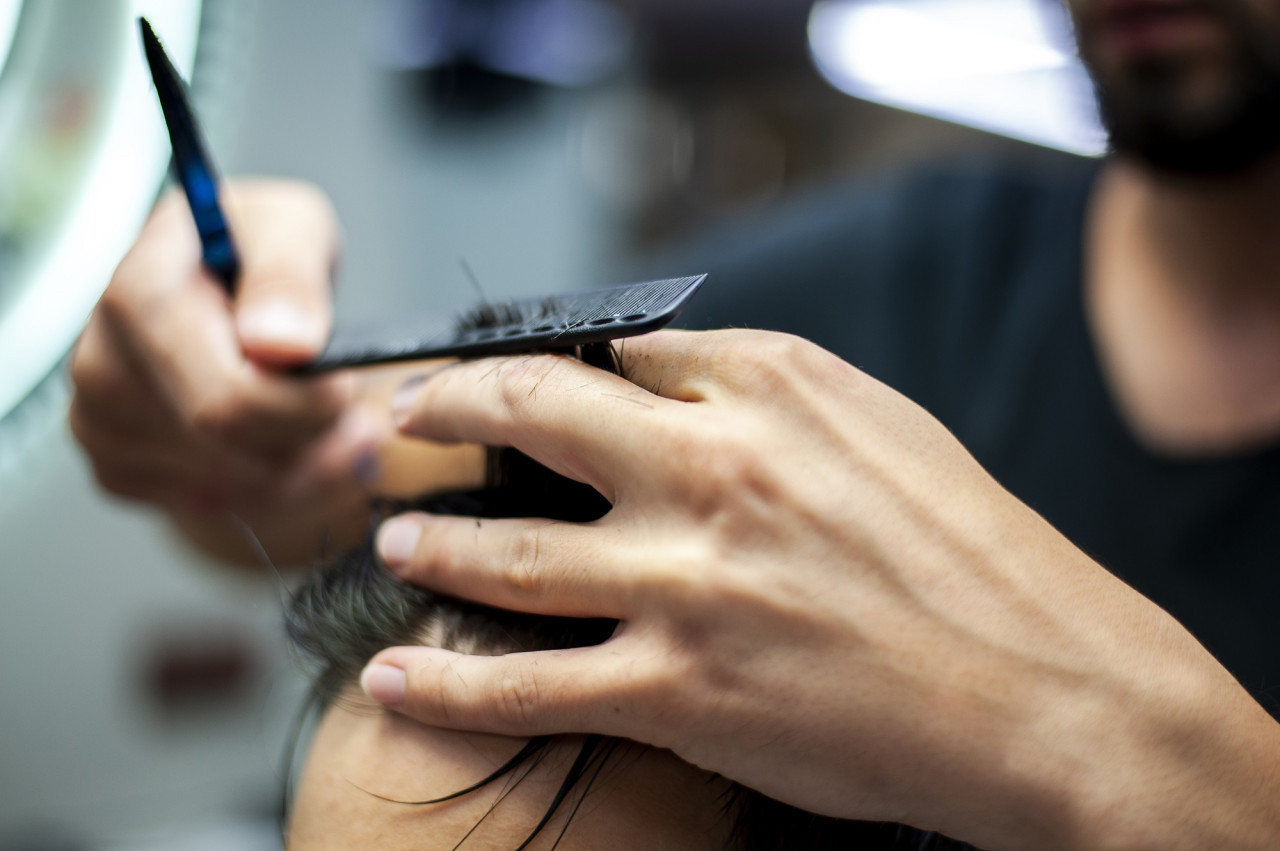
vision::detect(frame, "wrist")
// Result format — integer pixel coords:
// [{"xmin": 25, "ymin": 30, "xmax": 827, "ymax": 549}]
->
[
  {"xmin": 1008, "ymin": 617, "xmax": 1280, "ymax": 851},
  {"xmin": 923, "ymin": 515, "xmax": 1280, "ymax": 851}
]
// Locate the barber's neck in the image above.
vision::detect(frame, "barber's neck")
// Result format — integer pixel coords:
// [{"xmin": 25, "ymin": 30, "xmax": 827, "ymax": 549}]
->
[
  {"xmin": 1086, "ymin": 152, "xmax": 1280, "ymax": 455},
  {"xmin": 1115, "ymin": 152, "xmax": 1280, "ymax": 305}
]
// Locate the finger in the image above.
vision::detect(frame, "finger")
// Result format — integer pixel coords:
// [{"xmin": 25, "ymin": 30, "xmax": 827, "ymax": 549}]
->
[
  {"xmin": 82, "ymin": 460, "xmax": 249, "ymax": 511},
  {"xmin": 102, "ymin": 224, "xmax": 353, "ymax": 454},
  {"xmin": 69, "ymin": 405, "xmax": 294, "ymax": 512},
  {"xmin": 611, "ymin": 329, "xmax": 715, "ymax": 400},
  {"xmin": 74, "ymin": 298, "xmax": 308, "ymax": 460},
  {"xmin": 376, "ymin": 512, "xmax": 628, "ymax": 618},
  {"xmin": 69, "ymin": 398, "xmax": 200, "ymax": 477},
  {"xmin": 391, "ymin": 354, "xmax": 676, "ymax": 497},
  {"xmin": 223, "ymin": 181, "xmax": 342, "ymax": 367},
  {"xmin": 83, "ymin": 457, "xmax": 185, "ymax": 504},
  {"xmin": 360, "ymin": 642, "xmax": 643, "ymax": 740},
  {"xmin": 69, "ymin": 322, "xmax": 175, "ymax": 440},
  {"xmin": 614, "ymin": 328, "xmax": 797, "ymax": 402},
  {"xmin": 72, "ymin": 323, "xmax": 322, "ymax": 469},
  {"xmin": 275, "ymin": 403, "xmax": 391, "ymax": 502}
]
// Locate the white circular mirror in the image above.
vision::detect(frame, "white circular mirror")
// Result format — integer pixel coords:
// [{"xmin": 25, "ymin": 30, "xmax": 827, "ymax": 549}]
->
[{"xmin": 0, "ymin": 0, "xmax": 203, "ymax": 475}]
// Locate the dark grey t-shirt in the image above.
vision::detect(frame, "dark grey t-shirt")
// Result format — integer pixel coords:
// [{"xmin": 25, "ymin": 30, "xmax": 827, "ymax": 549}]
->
[{"xmin": 655, "ymin": 156, "xmax": 1280, "ymax": 716}]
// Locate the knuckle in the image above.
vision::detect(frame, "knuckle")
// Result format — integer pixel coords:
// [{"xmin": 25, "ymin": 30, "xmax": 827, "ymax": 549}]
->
[
  {"xmin": 498, "ymin": 356, "xmax": 570, "ymax": 421},
  {"xmin": 67, "ymin": 334, "xmax": 102, "ymax": 393},
  {"xmin": 654, "ymin": 411, "xmax": 713, "ymax": 464},
  {"xmin": 68, "ymin": 345, "xmax": 132, "ymax": 404},
  {"xmin": 186, "ymin": 386, "xmax": 255, "ymax": 447},
  {"xmin": 66, "ymin": 400, "xmax": 90, "ymax": 443},
  {"xmin": 93, "ymin": 277, "xmax": 134, "ymax": 330},
  {"xmin": 89, "ymin": 462, "xmax": 152, "ymax": 501},
  {"xmin": 67, "ymin": 400, "xmax": 105, "ymax": 452},
  {"xmin": 96, "ymin": 265, "xmax": 182, "ymax": 341},
  {"xmin": 756, "ymin": 332, "xmax": 862, "ymax": 396},
  {"xmin": 67, "ymin": 340, "xmax": 94, "ymax": 391},
  {"xmin": 87, "ymin": 459, "xmax": 123, "ymax": 493},
  {"xmin": 677, "ymin": 421, "xmax": 774, "ymax": 517},
  {"xmin": 756, "ymin": 330, "xmax": 811, "ymax": 363},
  {"xmin": 501, "ymin": 524, "xmax": 550, "ymax": 598},
  {"xmin": 744, "ymin": 332, "xmax": 814, "ymax": 385},
  {"xmin": 493, "ymin": 665, "xmax": 543, "ymax": 726},
  {"xmin": 624, "ymin": 517, "xmax": 723, "ymax": 610},
  {"xmin": 695, "ymin": 329, "xmax": 812, "ymax": 395}
]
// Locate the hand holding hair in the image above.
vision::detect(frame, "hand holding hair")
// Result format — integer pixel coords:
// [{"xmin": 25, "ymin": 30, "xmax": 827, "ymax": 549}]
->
[{"xmin": 367, "ymin": 328, "xmax": 1280, "ymax": 851}]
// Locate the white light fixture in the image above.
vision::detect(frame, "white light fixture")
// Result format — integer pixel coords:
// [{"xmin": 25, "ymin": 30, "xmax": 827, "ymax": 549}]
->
[
  {"xmin": 0, "ymin": 0, "xmax": 21, "ymax": 76},
  {"xmin": 808, "ymin": 0, "xmax": 1107, "ymax": 155},
  {"xmin": 0, "ymin": 1, "xmax": 202, "ymax": 428}
]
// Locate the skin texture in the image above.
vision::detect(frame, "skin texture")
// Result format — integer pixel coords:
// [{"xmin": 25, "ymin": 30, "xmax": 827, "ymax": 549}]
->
[{"xmin": 289, "ymin": 688, "xmax": 731, "ymax": 851}]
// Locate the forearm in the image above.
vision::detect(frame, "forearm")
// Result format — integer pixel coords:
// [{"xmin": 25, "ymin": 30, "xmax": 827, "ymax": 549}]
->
[
  {"xmin": 967, "ymin": 539, "xmax": 1280, "ymax": 851},
  {"xmin": 1044, "ymin": 646, "xmax": 1280, "ymax": 851}
]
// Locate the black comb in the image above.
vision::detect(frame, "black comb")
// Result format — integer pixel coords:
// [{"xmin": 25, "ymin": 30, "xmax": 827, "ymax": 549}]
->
[{"xmin": 296, "ymin": 274, "xmax": 706, "ymax": 374}]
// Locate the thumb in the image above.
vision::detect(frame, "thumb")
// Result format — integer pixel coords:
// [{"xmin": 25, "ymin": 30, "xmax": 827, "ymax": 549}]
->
[
  {"xmin": 226, "ymin": 181, "xmax": 340, "ymax": 368},
  {"xmin": 360, "ymin": 644, "xmax": 633, "ymax": 739}
]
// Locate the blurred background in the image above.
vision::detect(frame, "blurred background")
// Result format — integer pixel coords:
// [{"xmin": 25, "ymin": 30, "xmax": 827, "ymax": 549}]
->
[{"xmin": 0, "ymin": 0, "xmax": 1100, "ymax": 847}]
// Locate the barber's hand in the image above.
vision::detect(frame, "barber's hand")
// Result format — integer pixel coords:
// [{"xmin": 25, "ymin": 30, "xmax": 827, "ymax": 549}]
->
[
  {"xmin": 364, "ymin": 329, "xmax": 1280, "ymax": 850},
  {"xmin": 69, "ymin": 180, "xmax": 383, "ymax": 563}
]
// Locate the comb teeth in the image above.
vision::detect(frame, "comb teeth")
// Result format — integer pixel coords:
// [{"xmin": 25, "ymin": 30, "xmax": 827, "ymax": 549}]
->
[
  {"xmin": 457, "ymin": 300, "xmax": 542, "ymax": 332},
  {"xmin": 298, "ymin": 275, "xmax": 708, "ymax": 374}
]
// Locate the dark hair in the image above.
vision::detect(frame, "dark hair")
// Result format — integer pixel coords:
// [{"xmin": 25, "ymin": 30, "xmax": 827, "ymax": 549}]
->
[{"xmin": 286, "ymin": 345, "xmax": 978, "ymax": 851}]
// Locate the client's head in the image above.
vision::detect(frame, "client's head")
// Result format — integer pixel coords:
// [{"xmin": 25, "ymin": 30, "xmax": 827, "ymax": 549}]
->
[
  {"xmin": 283, "ymin": 349, "xmax": 975, "ymax": 850},
  {"xmin": 284, "ymin": 469, "xmax": 737, "ymax": 849}
]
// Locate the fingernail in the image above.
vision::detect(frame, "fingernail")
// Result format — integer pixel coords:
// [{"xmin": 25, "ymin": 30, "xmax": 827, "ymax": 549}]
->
[
  {"xmin": 377, "ymin": 516, "xmax": 423, "ymax": 567},
  {"xmin": 391, "ymin": 365, "xmax": 453, "ymax": 428},
  {"xmin": 239, "ymin": 298, "xmax": 321, "ymax": 347},
  {"xmin": 353, "ymin": 445, "xmax": 381, "ymax": 486},
  {"xmin": 361, "ymin": 664, "xmax": 406, "ymax": 707},
  {"xmin": 391, "ymin": 374, "xmax": 430, "ymax": 429}
]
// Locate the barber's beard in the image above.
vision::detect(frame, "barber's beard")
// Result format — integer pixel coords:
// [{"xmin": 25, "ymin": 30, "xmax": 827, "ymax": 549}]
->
[{"xmin": 1086, "ymin": 7, "xmax": 1280, "ymax": 174}]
